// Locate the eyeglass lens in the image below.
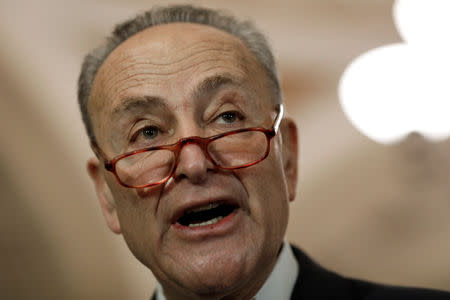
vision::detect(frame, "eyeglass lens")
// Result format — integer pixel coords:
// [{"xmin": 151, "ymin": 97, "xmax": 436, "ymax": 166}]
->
[{"xmin": 115, "ymin": 130, "xmax": 268, "ymax": 187}]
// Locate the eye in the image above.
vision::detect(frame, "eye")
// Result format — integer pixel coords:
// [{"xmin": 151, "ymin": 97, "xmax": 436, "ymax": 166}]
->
[
  {"xmin": 216, "ymin": 111, "xmax": 242, "ymax": 124},
  {"xmin": 130, "ymin": 125, "xmax": 160, "ymax": 143},
  {"xmin": 141, "ymin": 126, "xmax": 159, "ymax": 140}
]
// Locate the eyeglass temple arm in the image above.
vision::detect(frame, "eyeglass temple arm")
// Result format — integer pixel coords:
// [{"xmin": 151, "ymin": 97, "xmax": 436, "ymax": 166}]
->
[
  {"xmin": 90, "ymin": 140, "xmax": 109, "ymax": 162},
  {"xmin": 273, "ymin": 104, "xmax": 284, "ymax": 133}
]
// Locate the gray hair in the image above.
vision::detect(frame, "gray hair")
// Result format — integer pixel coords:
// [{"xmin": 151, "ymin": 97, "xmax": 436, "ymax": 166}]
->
[{"xmin": 78, "ymin": 4, "xmax": 281, "ymax": 142}]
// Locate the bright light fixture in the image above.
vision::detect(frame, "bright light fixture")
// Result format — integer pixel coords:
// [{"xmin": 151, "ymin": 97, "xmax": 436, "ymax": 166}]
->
[{"xmin": 339, "ymin": 0, "xmax": 450, "ymax": 144}]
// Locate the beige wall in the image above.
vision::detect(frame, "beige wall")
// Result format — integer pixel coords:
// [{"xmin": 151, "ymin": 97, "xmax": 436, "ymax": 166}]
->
[{"xmin": 1, "ymin": 0, "xmax": 449, "ymax": 298}]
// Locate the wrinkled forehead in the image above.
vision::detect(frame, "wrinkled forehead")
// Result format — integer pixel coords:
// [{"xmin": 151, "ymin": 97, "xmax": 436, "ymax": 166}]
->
[{"xmin": 88, "ymin": 22, "xmax": 273, "ymax": 132}]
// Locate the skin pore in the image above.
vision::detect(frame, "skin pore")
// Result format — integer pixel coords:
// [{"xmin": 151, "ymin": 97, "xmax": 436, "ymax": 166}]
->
[{"xmin": 87, "ymin": 23, "xmax": 298, "ymax": 300}]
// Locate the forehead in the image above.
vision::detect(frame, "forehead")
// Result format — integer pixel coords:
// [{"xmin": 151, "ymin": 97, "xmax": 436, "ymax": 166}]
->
[{"xmin": 88, "ymin": 22, "xmax": 271, "ymax": 127}]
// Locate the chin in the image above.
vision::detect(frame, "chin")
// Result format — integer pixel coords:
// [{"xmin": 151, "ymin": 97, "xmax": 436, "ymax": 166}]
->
[{"xmin": 163, "ymin": 244, "xmax": 262, "ymax": 298}]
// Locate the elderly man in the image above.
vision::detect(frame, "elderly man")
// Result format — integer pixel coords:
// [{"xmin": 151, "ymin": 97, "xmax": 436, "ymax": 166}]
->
[{"xmin": 78, "ymin": 5, "xmax": 450, "ymax": 300}]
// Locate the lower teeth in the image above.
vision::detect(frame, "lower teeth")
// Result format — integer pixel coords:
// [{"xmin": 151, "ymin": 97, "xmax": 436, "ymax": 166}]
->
[{"xmin": 188, "ymin": 215, "xmax": 224, "ymax": 228}]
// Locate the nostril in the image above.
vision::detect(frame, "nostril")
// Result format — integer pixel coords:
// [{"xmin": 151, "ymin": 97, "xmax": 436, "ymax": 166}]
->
[{"xmin": 174, "ymin": 144, "xmax": 212, "ymax": 183}]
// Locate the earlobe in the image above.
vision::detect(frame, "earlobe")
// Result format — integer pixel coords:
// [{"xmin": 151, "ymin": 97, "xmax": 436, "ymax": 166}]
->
[
  {"xmin": 87, "ymin": 157, "xmax": 122, "ymax": 234},
  {"xmin": 280, "ymin": 118, "xmax": 299, "ymax": 202}
]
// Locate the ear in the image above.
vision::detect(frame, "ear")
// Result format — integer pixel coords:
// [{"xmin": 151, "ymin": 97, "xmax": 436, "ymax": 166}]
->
[
  {"xmin": 87, "ymin": 157, "xmax": 121, "ymax": 234},
  {"xmin": 280, "ymin": 117, "xmax": 298, "ymax": 202}
]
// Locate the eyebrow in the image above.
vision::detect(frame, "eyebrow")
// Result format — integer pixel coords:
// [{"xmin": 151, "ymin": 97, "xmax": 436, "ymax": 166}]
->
[
  {"xmin": 111, "ymin": 74, "xmax": 241, "ymax": 117},
  {"xmin": 112, "ymin": 95, "xmax": 166, "ymax": 117},
  {"xmin": 192, "ymin": 74, "xmax": 240, "ymax": 100}
]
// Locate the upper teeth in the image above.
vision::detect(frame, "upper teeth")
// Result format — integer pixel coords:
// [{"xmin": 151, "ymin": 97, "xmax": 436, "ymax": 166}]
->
[{"xmin": 186, "ymin": 202, "xmax": 220, "ymax": 214}]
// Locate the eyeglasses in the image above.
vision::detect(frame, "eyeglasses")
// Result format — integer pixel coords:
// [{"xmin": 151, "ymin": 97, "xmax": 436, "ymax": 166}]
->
[{"xmin": 92, "ymin": 104, "xmax": 284, "ymax": 188}]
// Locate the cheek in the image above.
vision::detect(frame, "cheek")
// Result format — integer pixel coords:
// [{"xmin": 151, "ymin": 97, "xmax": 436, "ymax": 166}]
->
[
  {"xmin": 108, "ymin": 179, "xmax": 163, "ymax": 240},
  {"xmin": 112, "ymin": 187, "xmax": 166, "ymax": 268},
  {"xmin": 238, "ymin": 146, "xmax": 290, "ymax": 230}
]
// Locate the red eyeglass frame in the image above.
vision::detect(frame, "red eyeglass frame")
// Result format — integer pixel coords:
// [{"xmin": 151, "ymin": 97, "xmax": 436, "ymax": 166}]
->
[{"xmin": 92, "ymin": 104, "xmax": 284, "ymax": 188}]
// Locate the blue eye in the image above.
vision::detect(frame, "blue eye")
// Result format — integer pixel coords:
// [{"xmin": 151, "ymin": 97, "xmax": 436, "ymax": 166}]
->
[{"xmin": 142, "ymin": 126, "xmax": 159, "ymax": 140}]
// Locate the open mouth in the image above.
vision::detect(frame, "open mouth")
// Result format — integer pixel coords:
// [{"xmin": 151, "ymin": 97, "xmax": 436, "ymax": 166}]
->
[{"xmin": 177, "ymin": 202, "xmax": 237, "ymax": 228}]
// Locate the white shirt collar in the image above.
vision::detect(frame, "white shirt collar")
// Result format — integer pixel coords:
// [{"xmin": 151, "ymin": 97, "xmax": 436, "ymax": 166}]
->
[
  {"xmin": 254, "ymin": 242, "xmax": 299, "ymax": 300},
  {"xmin": 156, "ymin": 241, "xmax": 299, "ymax": 300}
]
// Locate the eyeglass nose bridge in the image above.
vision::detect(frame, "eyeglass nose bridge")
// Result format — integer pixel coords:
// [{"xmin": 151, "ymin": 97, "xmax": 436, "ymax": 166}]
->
[{"xmin": 172, "ymin": 135, "xmax": 219, "ymax": 168}]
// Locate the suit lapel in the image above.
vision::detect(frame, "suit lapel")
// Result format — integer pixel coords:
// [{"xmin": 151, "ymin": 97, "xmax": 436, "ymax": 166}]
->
[{"xmin": 290, "ymin": 245, "xmax": 354, "ymax": 299}]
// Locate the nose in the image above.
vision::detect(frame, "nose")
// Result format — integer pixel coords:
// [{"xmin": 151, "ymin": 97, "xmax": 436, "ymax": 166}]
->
[{"xmin": 173, "ymin": 142, "xmax": 214, "ymax": 184}]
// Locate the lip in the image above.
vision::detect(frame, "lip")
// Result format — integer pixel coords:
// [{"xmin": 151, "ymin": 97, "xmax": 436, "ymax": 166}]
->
[
  {"xmin": 170, "ymin": 197, "xmax": 240, "ymax": 225},
  {"xmin": 171, "ymin": 207, "xmax": 242, "ymax": 240}
]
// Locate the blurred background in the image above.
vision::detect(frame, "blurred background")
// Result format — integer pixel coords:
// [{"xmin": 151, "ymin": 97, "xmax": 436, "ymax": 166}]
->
[{"xmin": 1, "ymin": 0, "xmax": 449, "ymax": 299}]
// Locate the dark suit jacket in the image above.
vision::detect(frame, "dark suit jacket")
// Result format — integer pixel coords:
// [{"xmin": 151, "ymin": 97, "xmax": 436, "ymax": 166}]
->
[
  {"xmin": 152, "ymin": 245, "xmax": 450, "ymax": 299},
  {"xmin": 290, "ymin": 245, "xmax": 450, "ymax": 299}
]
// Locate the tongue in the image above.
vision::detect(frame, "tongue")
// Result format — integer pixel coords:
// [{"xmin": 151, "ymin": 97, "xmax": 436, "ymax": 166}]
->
[{"xmin": 178, "ymin": 204, "xmax": 235, "ymax": 226}]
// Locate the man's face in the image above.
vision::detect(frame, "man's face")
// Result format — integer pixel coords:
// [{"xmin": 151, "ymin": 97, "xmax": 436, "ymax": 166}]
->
[{"xmin": 88, "ymin": 23, "xmax": 297, "ymax": 299}]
